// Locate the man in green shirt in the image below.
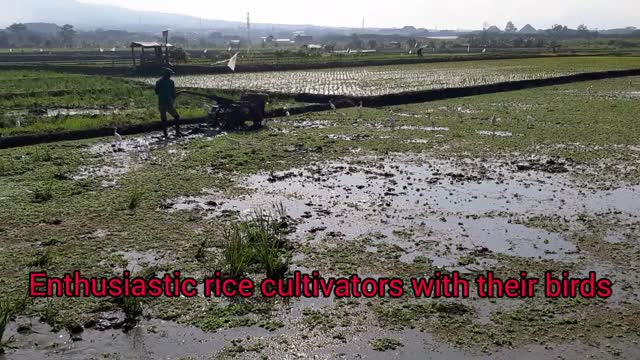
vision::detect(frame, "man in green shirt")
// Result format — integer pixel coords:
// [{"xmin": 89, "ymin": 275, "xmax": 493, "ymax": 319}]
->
[{"xmin": 155, "ymin": 68, "xmax": 182, "ymax": 137}]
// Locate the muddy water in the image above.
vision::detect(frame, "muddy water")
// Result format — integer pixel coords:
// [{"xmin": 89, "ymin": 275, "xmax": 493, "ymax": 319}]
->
[
  {"xmin": 165, "ymin": 156, "xmax": 640, "ymax": 266},
  {"xmin": 3, "ymin": 316, "xmax": 265, "ymax": 360},
  {"xmin": 73, "ymin": 125, "xmax": 224, "ymax": 186},
  {"xmin": 6, "ymin": 316, "xmax": 636, "ymax": 360}
]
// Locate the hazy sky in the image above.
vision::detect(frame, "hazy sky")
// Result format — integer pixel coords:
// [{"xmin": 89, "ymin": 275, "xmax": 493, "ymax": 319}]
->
[{"xmin": 77, "ymin": 0, "xmax": 638, "ymax": 29}]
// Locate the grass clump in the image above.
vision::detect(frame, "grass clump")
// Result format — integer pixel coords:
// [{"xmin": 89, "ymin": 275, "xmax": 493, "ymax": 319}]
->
[
  {"xmin": 0, "ymin": 298, "xmax": 26, "ymax": 353},
  {"xmin": 32, "ymin": 182, "xmax": 53, "ymax": 203},
  {"xmin": 371, "ymin": 338, "xmax": 404, "ymax": 351},
  {"xmin": 28, "ymin": 250, "xmax": 51, "ymax": 268},
  {"xmin": 39, "ymin": 299, "xmax": 60, "ymax": 331},
  {"xmin": 222, "ymin": 206, "xmax": 291, "ymax": 280},
  {"xmin": 126, "ymin": 187, "xmax": 143, "ymax": 210},
  {"xmin": 113, "ymin": 296, "xmax": 144, "ymax": 324}
]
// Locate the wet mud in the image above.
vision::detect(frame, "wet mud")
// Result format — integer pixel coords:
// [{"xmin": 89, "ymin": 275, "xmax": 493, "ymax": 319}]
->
[{"xmin": 165, "ymin": 155, "xmax": 640, "ymax": 268}]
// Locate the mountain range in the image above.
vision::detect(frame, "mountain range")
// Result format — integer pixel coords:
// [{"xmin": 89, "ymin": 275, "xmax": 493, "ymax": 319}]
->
[{"xmin": 3, "ymin": 0, "xmax": 355, "ymax": 33}]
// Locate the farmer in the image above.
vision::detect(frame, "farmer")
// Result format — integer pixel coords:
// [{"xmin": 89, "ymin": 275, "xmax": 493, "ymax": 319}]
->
[{"xmin": 155, "ymin": 68, "xmax": 182, "ymax": 137}]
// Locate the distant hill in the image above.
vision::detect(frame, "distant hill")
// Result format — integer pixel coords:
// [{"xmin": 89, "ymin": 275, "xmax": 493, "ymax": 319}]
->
[
  {"xmin": 518, "ymin": 24, "xmax": 538, "ymax": 34},
  {"xmin": 4, "ymin": 0, "xmax": 242, "ymax": 31},
  {"xmin": 599, "ymin": 27, "xmax": 637, "ymax": 35},
  {"xmin": 24, "ymin": 23, "xmax": 61, "ymax": 34},
  {"xmin": 376, "ymin": 26, "xmax": 430, "ymax": 36},
  {"xmin": 485, "ymin": 26, "xmax": 502, "ymax": 33}
]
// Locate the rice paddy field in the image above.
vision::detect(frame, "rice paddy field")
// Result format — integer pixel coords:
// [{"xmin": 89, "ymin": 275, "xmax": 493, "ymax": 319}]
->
[
  {"xmin": 0, "ymin": 70, "xmax": 298, "ymax": 136},
  {"xmin": 1, "ymin": 57, "xmax": 640, "ymax": 359},
  {"xmin": 134, "ymin": 56, "xmax": 640, "ymax": 96}
]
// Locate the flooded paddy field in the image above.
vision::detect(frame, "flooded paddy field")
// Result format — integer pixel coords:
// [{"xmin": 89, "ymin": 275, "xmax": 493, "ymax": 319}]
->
[
  {"xmin": 1, "ymin": 74, "xmax": 640, "ymax": 359},
  {"xmin": 132, "ymin": 56, "xmax": 640, "ymax": 96}
]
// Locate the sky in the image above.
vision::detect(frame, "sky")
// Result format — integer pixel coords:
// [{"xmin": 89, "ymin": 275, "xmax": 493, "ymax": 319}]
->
[{"xmin": 77, "ymin": 0, "xmax": 639, "ymax": 30}]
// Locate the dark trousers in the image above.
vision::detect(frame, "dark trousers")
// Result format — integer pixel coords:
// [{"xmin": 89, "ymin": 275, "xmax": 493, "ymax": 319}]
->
[{"xmin": 159, "ymin": 103, "xmax": 180, "ymax": 135}]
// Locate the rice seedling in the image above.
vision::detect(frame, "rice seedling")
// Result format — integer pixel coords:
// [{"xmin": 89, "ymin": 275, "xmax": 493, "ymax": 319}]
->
[
  {"xmin": 132, "ymin": 56, "xmax": 640, "ymax": 97},
  {"xmin": 222, "ymin": 225, "xmax": 253, "ymax": 279},
  {"xmin": 39, "ymin": 299, "xmax": 60, "ymax": 331},
  {"xmin": 254, "ymin": 241, "xmax": 289, "ymax": 280},
  {"xmin": 127, "ymin": 187, "xmax": 143, "ymax": 210},
  {"xmin": 113, "ymin": 296, "xmax": 143, "ymax": 320},
  {"xmin": 0, "ymin": 298, "xmax": 21, "ymax": 352}
]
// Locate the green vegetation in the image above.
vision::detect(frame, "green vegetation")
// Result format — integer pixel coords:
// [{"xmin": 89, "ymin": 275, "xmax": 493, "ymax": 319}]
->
[
  {"xmin": 0, "ymin": 67, "xmax": 639, "ymax": 357},
  {"xmin": 2, "ymin": 56, "xmax": 639, "ymax": 137},
  {"xmin": 371, "ymin": 337, "xmax": 404, "ymax": 351},
  {"xmin": 136, "ymin": 56, "xmax": 640, "ymax": 96},
  {"xmin": 0, "ymin": 298, "xmax": 24, "ymax": 352},
  {"xmin": 222, "ymin": 209, "xmax": 291, "ymax": 279}
]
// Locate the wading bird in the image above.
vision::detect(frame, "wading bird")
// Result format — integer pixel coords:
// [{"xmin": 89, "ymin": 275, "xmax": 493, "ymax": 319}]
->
[{"xmin": 113, "ymin": 127, "xmax": 123, "ymax": 150}]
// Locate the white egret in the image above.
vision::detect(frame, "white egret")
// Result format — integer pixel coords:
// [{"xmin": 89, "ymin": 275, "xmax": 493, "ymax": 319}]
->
[{"xmin": 114, "ymin": 127, "xmax": 123, "ymax": 149}]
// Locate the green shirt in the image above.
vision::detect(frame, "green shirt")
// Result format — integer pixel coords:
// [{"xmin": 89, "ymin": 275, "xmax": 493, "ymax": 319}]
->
[{"xmin": 155, "ymin": 77, "xmax": 176, "ymax": 106}]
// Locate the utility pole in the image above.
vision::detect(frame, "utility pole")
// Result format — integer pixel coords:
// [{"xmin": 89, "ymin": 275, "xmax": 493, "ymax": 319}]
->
[{"xmin": 246, "ymin": 12, "xmax": 251, "ymax": 46}]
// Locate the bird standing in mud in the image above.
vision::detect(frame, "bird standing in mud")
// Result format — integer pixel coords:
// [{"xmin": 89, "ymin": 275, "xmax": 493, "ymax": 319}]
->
[
  {"xmin": 15, "ymin": 119, "xmax": 21, "ymax": 128},
  {"xmin": 329, "ymin": 100, "xmax": 337, "ymax": 112},
  {"xmin": 388, "ymin": 111, "xmax": 396, "ymax": 128},
  {"xmin": 113, "ymin": 127, "xmax": 123, "ymax": 151},
  {"xmin": 491, "ymin": 115, "xmax": 497, "ymax": 127}
]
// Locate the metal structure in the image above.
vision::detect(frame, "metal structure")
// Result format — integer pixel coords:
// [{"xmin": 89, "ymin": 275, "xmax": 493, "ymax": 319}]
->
[
  {"xmin": 178, "ymin": 91, "xmax": 268, "ymax": 130},
  {"xmin": 129, "ymin": 41, "xmax": 173, "ymax": 67}
]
